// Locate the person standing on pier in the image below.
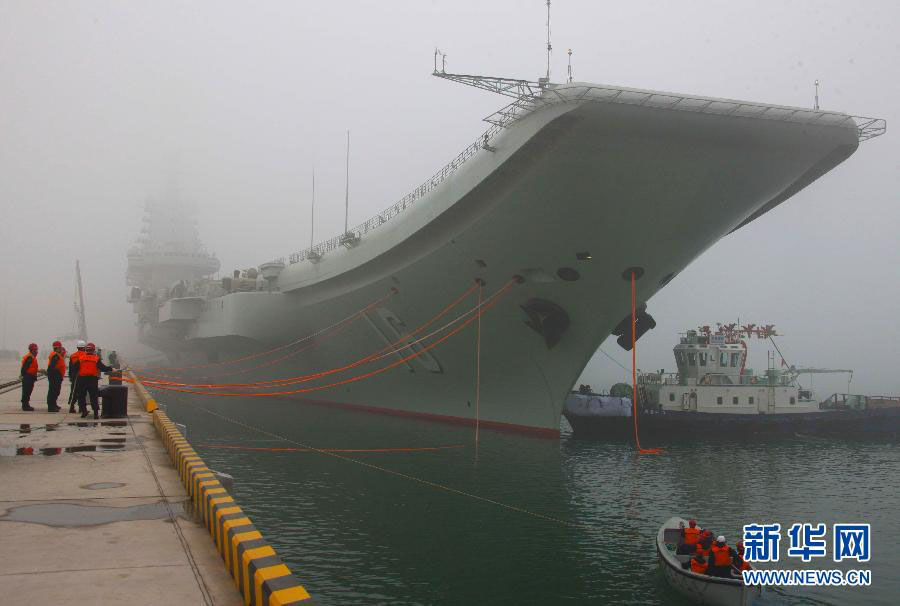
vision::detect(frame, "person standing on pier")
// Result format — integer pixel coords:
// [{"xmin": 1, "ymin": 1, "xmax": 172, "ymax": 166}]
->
[
  {"xmin": 75, "ymin": 342, "xmax": 113, "ymax": 419},
  {"xmin": 67, "ymin": 340, "xmax": 86, "ymax": 413},
  {"xmin": 46, "ymin": 341, "xmax": 66, "ymax": 412},
  {"xmin": 20, "ymin": 343, "xmax": 39, "ymax": 411}
]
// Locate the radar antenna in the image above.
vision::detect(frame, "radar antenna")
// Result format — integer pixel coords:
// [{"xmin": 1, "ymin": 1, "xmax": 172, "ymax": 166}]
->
[
  {"xmin": 344, "ymin": 130, "xmax": 350, "ymax": 234},
  {"xmin": 545, "ymin": 0, "xmax": 552, "ymax": 84},
  {"xmin": 310, "ymin": 168, "xmax": 315, "ymax": 248},
  {"xmin": 433, "ymin": 48, "xmax": 447, "ymax": 73}
]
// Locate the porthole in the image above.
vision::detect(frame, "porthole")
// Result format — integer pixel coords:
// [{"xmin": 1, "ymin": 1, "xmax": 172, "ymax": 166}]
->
[{"xmin": 557, "ymin": 267, "xmax": 580, "ymax": 281}]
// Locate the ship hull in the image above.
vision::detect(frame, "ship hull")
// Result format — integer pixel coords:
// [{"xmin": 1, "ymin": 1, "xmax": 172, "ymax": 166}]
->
[
  {"xmin": 565, "ymin": 408, "xmax": 900, "ymax": 441},
  {"xmin": 141, "ymin": 88, "xmax": 861, "ymax": 435}
]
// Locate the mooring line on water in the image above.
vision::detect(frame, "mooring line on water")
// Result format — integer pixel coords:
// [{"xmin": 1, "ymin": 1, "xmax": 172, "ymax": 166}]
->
[
  {"xmin": 180, "ymin": 402, "xmax": 601, "ymax": 531},
  {"xmin": 199, "ymin": 444, "xmax": 466, "ymax": 453}
]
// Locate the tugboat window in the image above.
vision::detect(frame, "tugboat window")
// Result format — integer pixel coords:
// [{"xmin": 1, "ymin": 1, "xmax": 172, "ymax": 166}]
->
[
  {"xmin": 669, "ymin": 393, "xmax": 675, "ymax": 401},
  {"xmin": 717, "ymin": 396, "xmax": 723, "ymax": 405},
  {"xmin": 749, "ymin": 397, "xmax": 755, "ymax": 404},
  {"xmin": 699, "ymin": 353, "xmax": 707, "ymax": 366},
  {"xmin": 732, "ymin": 396, "xmax": 739, "ymax": 404},
  {"xmin": 790, "ymin": 397, "xmax": 796, "ymax": 405},
  {"xmin": 688, "ymin": 353, "xmax": 697, "ymax": 366},
  {"xmin": 730, "ymin": 352, "xmax": 741, "ymax": 367},
  {"xmin": 720, "ymin": 352, "xmax": 729, "ymax": 366}
]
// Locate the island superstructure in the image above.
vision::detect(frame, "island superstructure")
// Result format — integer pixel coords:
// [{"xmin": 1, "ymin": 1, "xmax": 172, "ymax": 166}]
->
[
  {"xmin": 127, "ymin": 199, "xmax": 220, "ymax": 352},
  {"xmin": 127, "ymin": 71, "xmax": 885, "ymax": 435}
]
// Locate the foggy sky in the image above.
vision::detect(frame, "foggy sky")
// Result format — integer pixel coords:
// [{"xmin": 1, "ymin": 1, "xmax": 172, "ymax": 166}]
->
[{"xmin": 1, "ymin": 1, "xmax": 897, "ymax": 398}]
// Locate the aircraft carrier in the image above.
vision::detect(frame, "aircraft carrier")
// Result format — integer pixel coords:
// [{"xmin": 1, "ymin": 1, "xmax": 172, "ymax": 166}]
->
[{"xmin": 127, "ymin": 70, "xmax": 885, "ymax": 435}]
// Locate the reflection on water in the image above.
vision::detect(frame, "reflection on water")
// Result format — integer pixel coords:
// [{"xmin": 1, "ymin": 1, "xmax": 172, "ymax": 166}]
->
[{"xmin": 161, "ymin": 392, "xmax": 899, "ymax": 606}]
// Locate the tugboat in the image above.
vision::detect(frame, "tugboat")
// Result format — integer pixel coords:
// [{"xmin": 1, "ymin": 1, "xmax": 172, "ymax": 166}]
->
[{"xmin": 564, "ymin": 324, "xmax": 900, "ymax": 440}]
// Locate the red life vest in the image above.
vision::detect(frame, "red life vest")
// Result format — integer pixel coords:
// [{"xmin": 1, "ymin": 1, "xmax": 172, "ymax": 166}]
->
[
  {"xmin": 683, "ymin": 527, "xmax": 701, "ymax": 546},
  {"xmin": 78, "ymin": 353, "xmax": 100, "ymax": 377},
  {"xmin": 695, "ymin": 542, "xmax": 711, "ymax": 557},
  {"xmin": 711, "ymin": 544, "xmax": 733, "ymax": 567},
  {"xmin": 734, "ymin": 555, "xmax": 750, "ymax": 571},
  {"xmin": 48, "ymin": 352, "xmax": 66, "ymax": 377},
  {"xmin": 69, "ymin": 351, "xmax": 83, "ymax": 373},
  {"xmin": 690, "ymin": 557, "xmax": 708, "ymax": 574},
  {"xmin": 21, "ymin": 353, "xmax": 38, "ymax": 376}
]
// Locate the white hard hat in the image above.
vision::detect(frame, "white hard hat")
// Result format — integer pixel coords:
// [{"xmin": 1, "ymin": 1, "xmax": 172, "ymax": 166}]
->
[
  {"xmin": 77, "ymin": 340, "xmax": 86, "ymax": 347},
  {"xmin": 717, "ymin": 535, "xmax": 726, "ymax": 543}
]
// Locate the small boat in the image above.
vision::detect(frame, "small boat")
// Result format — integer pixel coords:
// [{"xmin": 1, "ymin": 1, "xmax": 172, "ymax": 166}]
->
[
  {"xmin": 656, "ymin": 516, "xmax": 762, "ymax": 606},
  {"xmin": 567, "ymin": 325, "xmax": 900, "ymax": 441}
]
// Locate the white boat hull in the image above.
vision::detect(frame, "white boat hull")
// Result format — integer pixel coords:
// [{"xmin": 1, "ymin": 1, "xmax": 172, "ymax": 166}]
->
[{"xmin": 657, "ymin": 516, "xmax": 762, "ymax": 606}]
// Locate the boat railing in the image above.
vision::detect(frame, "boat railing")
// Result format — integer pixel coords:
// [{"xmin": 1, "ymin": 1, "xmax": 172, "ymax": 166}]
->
[{"xmin": 643, "ymin": 371, "xmax": 796, "ymax": 387}]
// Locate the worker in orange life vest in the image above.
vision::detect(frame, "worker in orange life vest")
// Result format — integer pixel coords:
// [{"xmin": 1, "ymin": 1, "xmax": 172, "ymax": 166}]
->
[
  {"xmin": 678, "ymin": 519, "xmax": 703, "ymax": 554},
  {"xmin": 67, "ymin": 340, "xmax": 86, "ymax": 413},
  {"xmin": 20, "ymin": 343, "xmax": 40, "ymax": 411},
  {"xmin": 73, "ymin": 342, "xmax": 113, "ymax": 419},
  {"xmin": 732, "ymin": 540, "xmax": 751, "ymax": 574},
  {"xmin": 46, "ymin": 341, "xmax": 66, "ymax": 412},
  {"xmin": 693, "ymin": 530, "xmax": 713, "ymax": 557},
  {"xmin": 689, "ymin": 552, "xmax": 708, "ymax": 575},
  {"xmin": 708, "ymin": 535, "xmax": 738, "ymax": 578}
]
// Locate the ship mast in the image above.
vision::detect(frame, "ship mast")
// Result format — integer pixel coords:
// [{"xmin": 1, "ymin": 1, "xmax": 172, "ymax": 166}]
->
[
  {"xmin": 310, "ymin": 168, "xmax": 316, "ymax": 248},
  {"xmin": 344, "ymin": 130, "xmax": 350, "ymax": 234},
  {"xmin": 545, "ymin": 0, "xmax": 552, "ymax": 83}
]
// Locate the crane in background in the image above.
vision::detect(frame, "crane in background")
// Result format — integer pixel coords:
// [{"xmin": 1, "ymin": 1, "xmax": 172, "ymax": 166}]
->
[{"xmin": 58, "ymin": 260, "xmax": 88, "ymax": 344}]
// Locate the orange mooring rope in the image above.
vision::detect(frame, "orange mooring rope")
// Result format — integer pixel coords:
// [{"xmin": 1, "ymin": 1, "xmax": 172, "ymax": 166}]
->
[
  {"xmin": 632, "ymin": 271, "xmax": 663, "ymax": 455},
  {"xmin": 135, "ymin": 282, "xmax": 483, "ymax": 390},
  {"xmin": 136, "ymin": 279, "xmax": 517, "ymax": 398},
  {"xmin": 474, "ymin": 279, "xmax": 483, "ymax": 445},
  {"xmin": 134, "ymin": 289, "xmax": 397, "ymax": 376},
  {"xmin": 192, "ymin": 282, "xmax": 480, "ymax": 382},
  {"xmin": 200, "ymin": 444, "xmax": 465, "ymax": 453}
]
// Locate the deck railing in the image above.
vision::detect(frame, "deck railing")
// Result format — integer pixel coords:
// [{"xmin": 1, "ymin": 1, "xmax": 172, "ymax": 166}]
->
[
  {"xmin": 272, "ymin": 81, "xmax": 885, "ymax": 266},
  {"xmin": 484, "ymin": 83, "xmax": 887, "ymax": 142}
]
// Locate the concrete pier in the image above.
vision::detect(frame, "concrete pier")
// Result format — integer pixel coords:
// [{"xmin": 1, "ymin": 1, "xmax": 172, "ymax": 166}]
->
[{"xmin": 0, "ymin": 361, "xmax": 242, "ymax": 605}]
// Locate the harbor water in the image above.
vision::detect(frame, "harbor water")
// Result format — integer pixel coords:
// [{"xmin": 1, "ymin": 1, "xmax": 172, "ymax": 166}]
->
[{"xmin": 160, "ymin": 393, "xmax": 899, "ymax": 605}]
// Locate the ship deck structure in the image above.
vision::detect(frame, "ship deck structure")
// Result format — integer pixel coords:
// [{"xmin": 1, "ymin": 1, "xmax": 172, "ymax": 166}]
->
[{"xmin": 128, "ymin": 71, "xmax": 886, "ymax": 436}]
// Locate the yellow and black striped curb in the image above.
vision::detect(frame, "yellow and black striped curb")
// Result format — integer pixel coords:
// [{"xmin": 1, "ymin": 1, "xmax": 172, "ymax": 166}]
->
[{"xmin": 132, "ymin": 375, "xmax": 313, "ymax": 605}]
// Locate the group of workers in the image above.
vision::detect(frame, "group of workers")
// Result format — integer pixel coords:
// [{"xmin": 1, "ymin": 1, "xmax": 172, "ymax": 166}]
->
[
  {"xmin": 678, "ymin": 519, "xmax": 751, "ymax": 578},
  {"xmin": 19, "ymin": 340, "xmax": 115, "ymax": 419}
]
